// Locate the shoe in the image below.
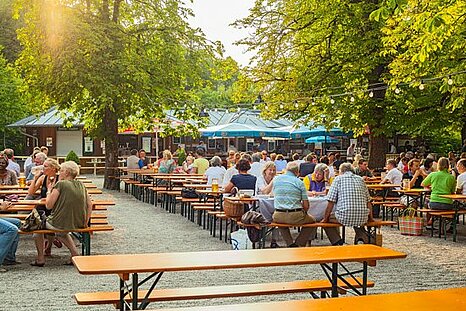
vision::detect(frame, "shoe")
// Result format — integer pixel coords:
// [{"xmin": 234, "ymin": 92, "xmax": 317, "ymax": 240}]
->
[
  {"xmin": 270, "ymin": 242, "xmax": 279, "ymax": 248},
  {"xmin": 332, "ymin": 239, "xmax": 344, "ymax": 246},
  {"xmin": 30, "ymin": 260, "xmax": 45, "ymax": 267},
  {"xmin": 53, "ymin": 239, "xmax": 63, "ymax": 248},
  {"xmin": 0, "ymin": 267, "xmax": 7, "ymax": 273},
  {"xmin": 2, "ymin": 260, "xmax": 21, "ymax": 266},
  {"xmin": 288, "ymin": 243, "xmax": 299, "ymax": 248},
  {"xmin": 425, "ymin": 225, "xmax": 438, "ymax": 230}
]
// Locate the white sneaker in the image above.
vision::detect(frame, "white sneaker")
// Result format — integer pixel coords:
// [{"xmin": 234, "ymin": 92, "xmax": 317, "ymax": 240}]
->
[{"xmin": 0, "ymin": 267, "xmax": 7, "ymax": 273}]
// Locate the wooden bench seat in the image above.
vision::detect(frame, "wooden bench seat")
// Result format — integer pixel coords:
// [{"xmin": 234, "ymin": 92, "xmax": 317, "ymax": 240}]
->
[
  {"xmin": 19, "ymin": 225, "xmax": 114, "ymax": 255},
  {"xmin": 74, "ymin": 278, "xmax": 374, "ymax": 306}
]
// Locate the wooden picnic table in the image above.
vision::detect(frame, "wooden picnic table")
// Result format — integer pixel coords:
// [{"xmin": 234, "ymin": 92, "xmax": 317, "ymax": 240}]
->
[
  {"xmin": 73, "ymin": 245, "xmax": 406, "ymax": 310},
  {"xmin": 437, "ymin": 194, "xmax": 466, "ymax": 241},
  {"xmin": 395, "ymin": 188, "xmax": 430, "ymax": 208},
  {"xmin": 153, "ymin": 287, "xmax": 466, "ymax": 311},
  {"xmin": 366, "ymin": 183, "xmax": 399, "ymax": 190},
  {"xmin": 182, "ymin": 183, "xmax": 210, "ymax": 189}
]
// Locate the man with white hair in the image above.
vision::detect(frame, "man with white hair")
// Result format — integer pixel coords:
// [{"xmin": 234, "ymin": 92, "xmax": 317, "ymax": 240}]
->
[
  {"xmin": 322, "ymin": 163, "xmax": 374, "ymax": 244},
  {"xmin": 272, "ymin": 161, "xmax": 315, "ymax": 247},
  {"xmin": 26, "ymin": 152, "xmax": 47, "ymax": 183}
]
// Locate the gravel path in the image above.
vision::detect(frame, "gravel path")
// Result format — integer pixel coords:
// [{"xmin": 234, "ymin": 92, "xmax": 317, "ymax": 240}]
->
[{"xmin": 2, "ymin": 176, "xmax": 465, "ymax": 310}]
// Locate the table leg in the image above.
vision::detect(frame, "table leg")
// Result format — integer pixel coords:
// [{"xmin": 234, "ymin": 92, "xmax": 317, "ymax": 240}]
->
[
  {"xmin": 331, "ymin": 263, "xmax": 338, "ymax": 297},
  {"xmin": 362, "ymin": 261, "xmax": 368, "ymax": 295}
]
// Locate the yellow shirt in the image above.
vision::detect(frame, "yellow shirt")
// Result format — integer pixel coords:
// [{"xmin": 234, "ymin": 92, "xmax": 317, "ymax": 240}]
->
[{"xmin": 193, "ymin": 158, "xmax": 209, "ymax": 175}]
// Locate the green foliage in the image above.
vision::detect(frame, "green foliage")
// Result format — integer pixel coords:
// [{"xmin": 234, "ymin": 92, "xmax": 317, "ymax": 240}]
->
[
  {"xmin": 14, "ymin": 0, "xmax": 220, "ymax": 139},
  {"xmin": 235, "ymin": 0, "xmax": 465, "ymax": 148},
  {"xmin": 0, "ymin": 50, "xmax": 28, "ymax": 152},
  {"xmin": 65, "ymin": 150, "xmax": 80, "ymax": 164},
  {"xmin": 0, "ymin": 0, "xmax": 22, "ymax": 63}
]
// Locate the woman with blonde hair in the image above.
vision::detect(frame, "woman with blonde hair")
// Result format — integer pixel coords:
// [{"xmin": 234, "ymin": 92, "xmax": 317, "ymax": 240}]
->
[
  {"xmin": 27, "ymin": 158, "xmax": 62, "ymax": 255},
  {"xmin": 421, "ymin": 157, "xmax": 456, "ymax": 229},
  {"xmin": 31, "ymin": 161, "xmax": 92, "ymax": 266},
  {"xmin": 256, "ymin": 161, "xmax": 277, "ymax": 195},
  {"xmin": 158, "ymin": 150, "xmax": 176, "ymax": 174},
  {"xmin": 182, "ymin": 155, "xmax": 195, "ymax": 174},
  {"xmin": 352, "ymin": 154, "xmax": 363, "ymax": 168}
]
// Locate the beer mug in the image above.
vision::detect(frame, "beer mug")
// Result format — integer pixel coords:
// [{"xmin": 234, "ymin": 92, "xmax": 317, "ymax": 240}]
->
[
  {"xmin": 211, "ymin": 178, "xmax": 219, "ymax": 192},
  {"xmin": 402, "ymin": 179, "xmax": 410, "ymax": 190},
  {"xmin": 18, "ymin": 174, "xmax": 26, "ymax": 187}
]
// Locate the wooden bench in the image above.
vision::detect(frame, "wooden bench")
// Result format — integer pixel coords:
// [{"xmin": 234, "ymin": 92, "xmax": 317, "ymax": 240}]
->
[
  {"xmin": 19, "ymin": 225, "xmax": 114, "ymax": 255},
  {"xmin": 236, "ymin": 220, "xmax": 396, "ymax": 249},
  {"xmin": 151, "ymin": 287, "xmax": 466, "ymax": 311},
  {"xmin": 74, "ymin": 277, "xmax": 375, "ymax": 307},
  {"xmin": 72, "ymin": 245, "xmax": 406, "ymax": 310}
]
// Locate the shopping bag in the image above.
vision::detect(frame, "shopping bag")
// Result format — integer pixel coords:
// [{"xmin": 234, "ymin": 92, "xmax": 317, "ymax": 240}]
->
[
  {"xmin": 399, "ymin": 208, "xmax": 423, "ymax": 236},
  {"xmin": 230, "ymin": 229, "xmax": 253, "ymax": 250}
]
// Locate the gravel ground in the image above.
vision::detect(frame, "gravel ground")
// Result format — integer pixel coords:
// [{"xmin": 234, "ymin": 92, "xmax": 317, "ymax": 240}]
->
[{"xmin": 2, "ymin": 176, "xmax": 466, "ymax": 310}]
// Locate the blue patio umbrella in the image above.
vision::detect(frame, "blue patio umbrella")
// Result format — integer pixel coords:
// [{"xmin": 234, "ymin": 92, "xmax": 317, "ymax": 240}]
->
[
  {"xmin": 199, "ymin": 123, "xmax": 290, "ymax": 138},
  {"xmin": 281, "ymin": 125, "xmax": 351, "ymax": 139},
  {"xmin": 305, "ymin": 136, "xmax": 339, "ymax": 144}
]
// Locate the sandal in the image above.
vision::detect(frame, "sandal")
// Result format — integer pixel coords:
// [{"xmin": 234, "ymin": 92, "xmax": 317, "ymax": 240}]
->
[{"xmin": 30, "ymin": 260, "xmax": 45, "ymax": 267}]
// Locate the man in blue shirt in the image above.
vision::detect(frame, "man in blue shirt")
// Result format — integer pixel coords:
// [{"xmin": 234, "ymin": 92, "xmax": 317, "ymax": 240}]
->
[{"xmin": 272, "ymin": 162, "xmax": 315, "ymax": 247}]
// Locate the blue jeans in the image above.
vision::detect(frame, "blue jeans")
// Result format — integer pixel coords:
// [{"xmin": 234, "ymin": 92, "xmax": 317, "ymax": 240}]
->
[{"xmin": 0, "ymin": 218, "xmax": 20, "ymax": 265}]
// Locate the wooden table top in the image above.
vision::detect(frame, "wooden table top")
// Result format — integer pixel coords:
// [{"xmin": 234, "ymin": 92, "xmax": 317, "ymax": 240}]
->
[
  {"xmin": 366, "ymin": 183, "xmax": 399, "ymax": 189},
  {"xmin": 196, "ymin": 189, "xmax": 224, "ymax": 195},
  {"xmin": 72, "ymin": 245, "xmax": 406, "ymax": 275},
  {"xmin": 439, "ymin": 194, "xmax": 466, "ymax": 200},
  {"xmin": 182, "ymin": 184, "xmax": 210, "ymax": 189},
  {"xmin": 395, "ymin": 188, "xmax": 431, "ymax": 194},
  {"xmin": 154, "ymin": 287, "xmax": 466, "ymax": 311}
]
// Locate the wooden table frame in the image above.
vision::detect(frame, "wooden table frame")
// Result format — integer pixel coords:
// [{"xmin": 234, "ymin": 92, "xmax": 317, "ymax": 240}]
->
[
  {"xmin": 438, "ymin": 194, "xmax": 466, "ymax": 242},
  {"xmin": 73, "ymin": 245, "xmax": 406, "ymax": 310}
]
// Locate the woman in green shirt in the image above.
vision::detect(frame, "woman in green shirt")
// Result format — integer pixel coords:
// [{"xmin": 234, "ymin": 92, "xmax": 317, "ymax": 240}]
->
[
  {"xmin": 421, "ymin": 157, "xmax": 456, "ymax": 228},
  {"xmin": 31, "ymin": 161, "xmax": 92, "ymax": 267}
]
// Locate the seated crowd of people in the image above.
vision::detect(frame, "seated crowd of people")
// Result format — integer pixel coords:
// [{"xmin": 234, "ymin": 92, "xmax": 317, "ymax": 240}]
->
[
  {"xmin": 126, "ymin": 145, "xmax": 466, "ymax": 247},
  {"xmin": 0, "ymin": 147, "xmax": 92, "ymax": 272}
]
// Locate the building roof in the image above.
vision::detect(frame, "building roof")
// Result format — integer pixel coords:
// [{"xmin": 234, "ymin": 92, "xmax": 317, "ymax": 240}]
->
[
  {"xmin": 8, "ymin": 107, "xmax": 82, "ymax": 127},
  {"xmin": 9, "ymin": 107, "xmax": 293, "ymax": 129}
]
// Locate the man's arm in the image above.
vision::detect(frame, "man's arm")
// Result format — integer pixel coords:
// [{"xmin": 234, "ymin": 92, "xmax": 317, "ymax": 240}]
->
[
  {"xmin": 322, "ymin": 201, "xmax": 335, "ymax": 223},
  {"xmin": 302, "ymin": 199, "xmax": 309, "ymax": 212}
]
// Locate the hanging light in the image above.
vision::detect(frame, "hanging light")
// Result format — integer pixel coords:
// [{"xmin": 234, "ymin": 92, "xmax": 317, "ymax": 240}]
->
[
  {"xmin": 214, "ymin": 108, "xmax": 218, "ymax": 112},
  {"xmin": 294, "ymin": 100, "xmax": 299, "ymax": 108},
  {"xmin": 350, "ymin": 96, "xmax": 355, "ymax": 102},
  {"xmin": 395, "ymin": 87, "xmax": 401, "ymax": 94},
  {"xmin": 419, "ymin": 80, "xmax": 425, "ymax": 90},
  {"xmin": 311, "ymin": 100, "xmax": 316, "ymax": 105},
  {"xmin": 253, "ymin": 105, "xmax": 257, "ymax": 110},
  {"xmin": 279, "ymin": 103, "xmax": 284, "ymax": 109},
  {"xmin": 447, "ymin": 76, "xmax": 453, "ymax": 85},
  {"xmin": 237, "ymin": 107, "xmax": 241, "ymax": 112},
  {"xmin": 369, "ymin": 91, "xmax": 374, "ymax": 98},
  {"xmin": 330, "ymin": 98, "xmax": 335, "ymax": 104}
]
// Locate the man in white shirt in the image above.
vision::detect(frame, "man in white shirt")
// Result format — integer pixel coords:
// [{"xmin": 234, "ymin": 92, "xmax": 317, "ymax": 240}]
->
[
  {"xmin": 456, "ymin": 159, "xmax": 466, "ymax": 195},
  {"xmin": 382, "ymin": 159, "xmax": 403, "ymax": 189},
  {"xmin": 126, "ymin": 149, "xmax": 140, "ymax": 169}
]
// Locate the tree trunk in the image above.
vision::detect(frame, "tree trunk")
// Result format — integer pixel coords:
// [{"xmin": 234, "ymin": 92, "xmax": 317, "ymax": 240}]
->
[
  {"xmin": 368, "ymin": 130, "xmax": 388, "ymax": 170},
  {"xmin": 103, "ymin": 106, "xmax": 120, "ymax": 190}
]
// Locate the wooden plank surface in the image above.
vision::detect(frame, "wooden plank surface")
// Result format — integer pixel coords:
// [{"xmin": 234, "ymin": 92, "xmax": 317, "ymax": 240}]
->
[
  {"xmin": 152, "ymin": 287, "xmax": 466, "ymax": 311},
  {"xmin": 72, "ymin": 245, "xmax": 406, "ymax": 275}
]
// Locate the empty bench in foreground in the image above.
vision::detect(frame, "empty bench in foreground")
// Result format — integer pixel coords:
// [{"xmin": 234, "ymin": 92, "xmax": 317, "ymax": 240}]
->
[
  {"xmin": 75, "ymin": 278, "xmax": 374, "ymax": 308},
  {"xmin": 236, "ymin": 220, "xmax": 396, "ymax": 248},
  {"xmin": 72, "ymin": 245, "xmax": 406, "ymax": 310}
]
